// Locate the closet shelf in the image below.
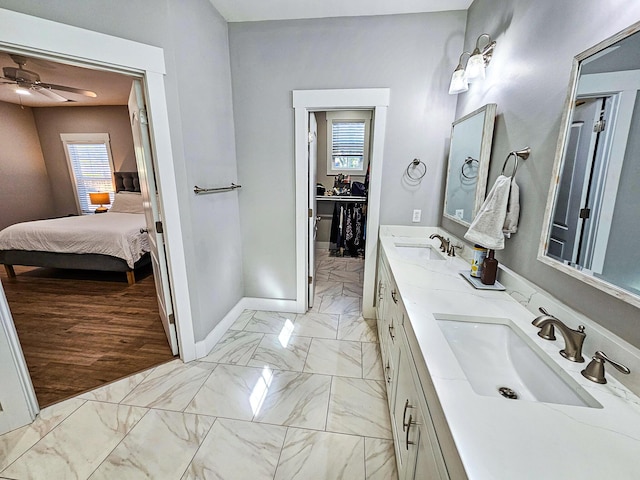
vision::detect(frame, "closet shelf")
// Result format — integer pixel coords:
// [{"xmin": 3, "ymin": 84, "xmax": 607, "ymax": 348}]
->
[{"xmin": 316, "ymin": 196, "xmax": 367, "ymax": 203}]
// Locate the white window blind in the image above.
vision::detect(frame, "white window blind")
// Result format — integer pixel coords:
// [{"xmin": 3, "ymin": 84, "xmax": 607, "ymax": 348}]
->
[
  {"xmin": 326, "ymin": 111, "xmax": 371, "ymax": 175},
  {"xmin": 61, "ymin": 133, "xmax": 115, "ymax": 214},
  {"xmin": 331, "ymin": 121, "xmax": 366, "ymax": 171}
]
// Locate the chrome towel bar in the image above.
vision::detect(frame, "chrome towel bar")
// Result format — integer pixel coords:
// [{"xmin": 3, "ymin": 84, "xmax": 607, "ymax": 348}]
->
[{"xmin": 194, "ymin": 183, "xmax": 242, "ymax": 195}]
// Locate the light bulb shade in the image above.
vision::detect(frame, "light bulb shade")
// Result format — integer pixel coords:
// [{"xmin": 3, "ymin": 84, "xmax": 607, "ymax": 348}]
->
[
  {"xmin": 465, "ymin": 53, "xmax": 486, "ymax": 82},
  {"xmin": 448, "ymin": 69, "xmax": 468, "ymax": 95},
  {"xmin": 89, "ymin": 192, "xmax": 111, "ymax": 206}
]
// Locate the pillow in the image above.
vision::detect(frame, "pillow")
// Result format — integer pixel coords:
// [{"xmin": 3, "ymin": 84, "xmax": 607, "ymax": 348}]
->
[{"xmin": 109, "ymin": 192, "xmax": 144, "ymax": 214}]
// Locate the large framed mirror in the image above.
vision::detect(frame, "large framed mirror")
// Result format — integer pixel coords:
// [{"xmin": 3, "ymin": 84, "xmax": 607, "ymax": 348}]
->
[
  {"xmin": 539, "ymin": 21, "xmax": 640, "ymax": 307},
  {"xmin": 443, "ymin": 103, "xmax": 497, "ymax": 226}
]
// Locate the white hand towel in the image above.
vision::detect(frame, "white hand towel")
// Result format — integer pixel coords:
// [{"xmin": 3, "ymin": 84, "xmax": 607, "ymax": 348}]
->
[
  {"xmin": 464, "ymin": 175, "xmax": 512, "ymax": 250},
  {"xmin": 503, "ymin": 178, "xmax": 520, "ymax": 235}
]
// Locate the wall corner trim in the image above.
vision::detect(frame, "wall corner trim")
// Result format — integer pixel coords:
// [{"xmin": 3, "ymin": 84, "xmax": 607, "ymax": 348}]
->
[{"xmin": 193, "ymin": 297, "xmax": 302, "ymax": 359}]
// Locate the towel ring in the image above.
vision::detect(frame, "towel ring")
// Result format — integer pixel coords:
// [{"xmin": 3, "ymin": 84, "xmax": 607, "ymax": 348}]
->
[
  {"xmin": 406, "ymin": 158, "xmax": 427, "ymax": 181},
  {"xmin": 461, "ymin": 156, "xmax": 479, "ymax": 180},
  {"xmin": 501, "ymin": 152, "xmax": 519, "ymax": 177},
  {"xmin": 501, "ymin": 147, "xmax": 531, "ymax": 178}
]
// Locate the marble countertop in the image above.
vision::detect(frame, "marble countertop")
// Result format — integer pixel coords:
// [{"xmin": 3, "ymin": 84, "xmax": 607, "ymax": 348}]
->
[{"xmin": 379, "ymin": 226, "xmax": 640, "ymax": 480}]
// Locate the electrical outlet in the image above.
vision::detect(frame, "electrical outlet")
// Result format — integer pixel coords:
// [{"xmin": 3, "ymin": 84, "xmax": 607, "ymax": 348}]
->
[
  {"xmin": 455, "ymin": 209, "xmax": 464, "ymax": 219},
  {"xmin": 412, "ymin": 209, "xmax": 422, "ymax": 223}
]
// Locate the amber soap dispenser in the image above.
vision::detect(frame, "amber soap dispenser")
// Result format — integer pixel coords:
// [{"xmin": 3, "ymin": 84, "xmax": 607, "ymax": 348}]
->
[{"xmin": 481, "ymin": 249, "xmax": 498, "ymax": 285}]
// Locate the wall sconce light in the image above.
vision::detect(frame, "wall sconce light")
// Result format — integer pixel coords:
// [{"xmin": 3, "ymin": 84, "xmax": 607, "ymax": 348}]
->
[
  {"xmin": 448, "ymin": 52, "xmax": 471, "ymax": 95},
  {"xmin": 448, "ymin": 33, "xmax": 497, "ymax": 95}
]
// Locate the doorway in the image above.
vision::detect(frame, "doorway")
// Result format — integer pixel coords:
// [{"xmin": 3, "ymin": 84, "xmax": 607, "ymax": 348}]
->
[
  {"xmin": 309, "ymin": 110, "xmax": 372, "ymax": 307},
  {"xmin": 0, "ymin": 55, "xmax": 177, "ymax": 407},
  {"xmin": 293, "ymin": 88, "xmax": 390, "ymax": 318},
  {"xmin": 0, "ymin": 8, "xmax": 195, "ymax": 431}
]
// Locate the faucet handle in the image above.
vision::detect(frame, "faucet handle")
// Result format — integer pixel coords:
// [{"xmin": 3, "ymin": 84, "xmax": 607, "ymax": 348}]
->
[
  {"xmin": 581, "ymin": 351, "xmax": 631, "ymax": 384},
  {"xmin": 447, "ymin": 243, "xmax": 463, "ymax": 257},
  {"xmin": 538, "ymin": 323, "xmax": 556, "ymax": 341}
]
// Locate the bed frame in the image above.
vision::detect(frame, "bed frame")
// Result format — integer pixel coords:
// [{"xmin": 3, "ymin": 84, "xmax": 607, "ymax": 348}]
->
[{"xmin": 0, "ymin": 172, "xmax": 150, "ymax": 285}]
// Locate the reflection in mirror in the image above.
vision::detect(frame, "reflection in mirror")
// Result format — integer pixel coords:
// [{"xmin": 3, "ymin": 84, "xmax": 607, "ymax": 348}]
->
[
  {"xmin": 443, "ymin": 104, "xmax": 496, "ymax": 227},
  {"xmin": 540, "ymin": 21, "xmax": 640, "ymax": 305}
]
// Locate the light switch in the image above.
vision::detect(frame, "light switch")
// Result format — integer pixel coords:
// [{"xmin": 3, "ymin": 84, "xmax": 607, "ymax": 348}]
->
[{"xmin": 412, "ymin": 209, "xmax": 422, "ymax": 223}]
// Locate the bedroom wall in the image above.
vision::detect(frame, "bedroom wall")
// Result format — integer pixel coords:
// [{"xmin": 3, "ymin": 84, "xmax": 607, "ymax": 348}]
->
[
  {"xmin": 445, "ymin": 0, "xmax": 640, "ymax": 346},
  {"xmin": 32, "ymin": 105, "xmax": 136, "ymax": 217},
  {"xmin": 0, "ymin": 101, "xmax": 56, "ymax": 230},
  {"xmin": 229, "ymin": 12, "xmax": 466, "ymax": 299},
  {"xmin": 0, "ymin": 0, "xmax": 244, "ymax": 344}
]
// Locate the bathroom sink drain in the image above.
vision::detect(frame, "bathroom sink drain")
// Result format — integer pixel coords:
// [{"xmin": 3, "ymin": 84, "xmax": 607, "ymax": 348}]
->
[{"xmin": 498, "ymin": 387, "xmax": 518, "ymax": 399}]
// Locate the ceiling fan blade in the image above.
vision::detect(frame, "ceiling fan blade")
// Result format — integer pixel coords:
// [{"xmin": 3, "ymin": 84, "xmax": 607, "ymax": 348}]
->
[
  {"xmin": 35, "ymin": 87, "xmax": 69, "ymax": 102},
  {"xmin": 38, "ymin": 82, "xmax": 97, "ymax": 98}
]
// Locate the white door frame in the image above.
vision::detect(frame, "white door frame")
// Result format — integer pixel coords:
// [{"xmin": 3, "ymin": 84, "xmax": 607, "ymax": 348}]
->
[
  {"xmin": 0, "ymin": 9, "xmax": 196, "ymax": 361},
  {"xmin": 293, "ymin": 89, "xmax": 390, "ymax": 317},
  {"xmin": 0, "ymin": 285, "xmax": 38, "ymax": 430}
]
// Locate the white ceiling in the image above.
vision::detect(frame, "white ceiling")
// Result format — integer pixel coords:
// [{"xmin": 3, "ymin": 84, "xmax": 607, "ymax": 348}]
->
[
  {"xmin": 0, "ymin": 52, "xmax": 133, "ymax": 108},
  {"xmin": 0, "ymin": 2, "xmax": 474, "ymax": 106},
  {"xmin": 208, "ymin": 0, "xmax": 473, "ymax": 22}
]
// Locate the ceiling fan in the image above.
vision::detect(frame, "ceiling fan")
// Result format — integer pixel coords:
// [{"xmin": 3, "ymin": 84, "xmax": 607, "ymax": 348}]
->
[{"xmin": 1, "ymin": 54, "xmax": 97, "ymax": 102}]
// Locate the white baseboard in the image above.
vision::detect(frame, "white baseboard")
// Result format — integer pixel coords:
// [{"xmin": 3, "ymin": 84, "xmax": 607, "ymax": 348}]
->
[
  {"xmin": 242, "ymin": 297, "xmax": 301, "ymax": 313},
  {"xmin": 194, "ymin": 297, "xmax": 302, "ymax": 359},
  {"xmin": 194, "ymin": 298, "xmax": 247, "ymax": 359}
]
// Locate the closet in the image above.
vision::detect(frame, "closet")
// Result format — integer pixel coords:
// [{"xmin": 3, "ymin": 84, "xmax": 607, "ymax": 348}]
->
[{"xmin": 314, "ymin": 110, "xmax": 372, "ymax": 258}]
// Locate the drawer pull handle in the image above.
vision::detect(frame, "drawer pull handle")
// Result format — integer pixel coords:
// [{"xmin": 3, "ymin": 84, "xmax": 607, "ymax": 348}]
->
[
  {"xmin": 391, "ymin": 289, "xmax": 398, "ymax": 304},
  {"xmin": 402, "ymin": 399, "xmax": 414, "ymax": 431},
  {"xmin": 405, "ymin": 414, "xmax": 415, "ymax": 450},
  {"xmin": 385, "ymin": 362, "xmax": 391, "ymax": 384},
  {"xmin": 388, "ymin": 324, "xmax": 395, "ymax": 340}
]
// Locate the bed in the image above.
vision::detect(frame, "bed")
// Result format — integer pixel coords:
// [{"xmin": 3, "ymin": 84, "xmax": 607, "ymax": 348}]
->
[{"xmin": 0, "ymin": 172, "xmax": 151, "ymax": 285}]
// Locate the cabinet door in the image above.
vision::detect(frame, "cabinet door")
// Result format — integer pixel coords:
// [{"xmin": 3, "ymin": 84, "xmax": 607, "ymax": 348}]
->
[
  {"xmin": 392, "ymin": 345, "xmax": 419, "ymax": 478},
  {"xmin": 394, "ymin": 335, "xmax": 449, "ymax": 480},
  {"xmin": 376, "ymin": 255, "xmax": 390, "ymax": 360},
  {"xmin": 411, "ymin": 398, "xmax": 450, "ymax": 480}
]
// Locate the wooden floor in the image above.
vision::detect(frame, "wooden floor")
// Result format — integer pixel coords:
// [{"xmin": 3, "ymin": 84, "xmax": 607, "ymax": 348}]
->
[{"xmin": 0, "ymin": 265, "xmax": 176, "ymax": 407}]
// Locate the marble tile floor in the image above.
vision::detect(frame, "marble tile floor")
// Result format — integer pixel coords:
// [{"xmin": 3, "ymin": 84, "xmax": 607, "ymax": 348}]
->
[{"xmin": 0, "ymin": 251, "xmax": 397, "ymax": 480}]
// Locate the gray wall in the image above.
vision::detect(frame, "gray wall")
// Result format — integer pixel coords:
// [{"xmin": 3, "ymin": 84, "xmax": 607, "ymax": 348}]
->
[
  {"xmin": 0, "ymin": 102, "xmax": 55, "ymax": 230},
  {"xmin": 230, "ymin": 12, "xmax": 466, "ymax": 299},
  {"xmin": 0, "ymin": 0, "xmax": 243, "ymax": 343},
  {"xmin": 445, "ymin": 0, "xmax": 640, "ymax": 345},
  {"xmin": 32, "ymin": 106, "xmax": 136, "ymax": 216}
]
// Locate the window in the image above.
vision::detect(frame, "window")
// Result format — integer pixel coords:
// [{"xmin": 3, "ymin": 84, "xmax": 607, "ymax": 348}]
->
[
  {"xmin": 326, "ymin": 111, "xmax": 371, "ymax": 175},
  {"xmin": 61, "ymin": 133, "xmax": 115, "ymax": 214}
]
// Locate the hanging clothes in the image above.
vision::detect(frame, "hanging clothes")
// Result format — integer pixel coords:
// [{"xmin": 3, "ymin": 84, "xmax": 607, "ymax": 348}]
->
[{"xmin": 330, "ymin": 201, "xmax": 366, "ymax": 256}]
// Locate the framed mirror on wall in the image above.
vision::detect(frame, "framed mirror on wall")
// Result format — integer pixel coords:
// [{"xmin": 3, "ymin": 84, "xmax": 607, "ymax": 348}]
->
[
  {"xmin": 539, "ymin": 21, "xmax": 640, "ymax": 308},
  {"xmin": 443, "ymin": 103, "xmax": 497, "ymax": 227}
]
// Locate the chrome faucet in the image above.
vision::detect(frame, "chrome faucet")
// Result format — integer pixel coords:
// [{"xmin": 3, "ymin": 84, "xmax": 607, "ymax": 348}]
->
[
  {"xmin": 429, "ymin": 234, "xmax": 449, "ymax": 253},
  {"xmin": 531, "ymin": 307, "xmax": 586, "ymax": 363}
]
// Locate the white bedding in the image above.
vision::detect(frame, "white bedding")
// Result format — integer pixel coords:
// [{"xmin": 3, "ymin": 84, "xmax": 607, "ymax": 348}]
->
[{"xmin": 0, "ymin": 213, "xmax": 150, "ymax": 269}]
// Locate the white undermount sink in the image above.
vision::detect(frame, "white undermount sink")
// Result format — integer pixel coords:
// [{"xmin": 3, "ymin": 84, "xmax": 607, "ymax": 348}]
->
[
  {"xmin": 435, "ymin": 314, "xmax": 602, "ymax": 408},
  {"xmin": 393, "ymin": 243, "xmax": 445, "ymax": 261}
]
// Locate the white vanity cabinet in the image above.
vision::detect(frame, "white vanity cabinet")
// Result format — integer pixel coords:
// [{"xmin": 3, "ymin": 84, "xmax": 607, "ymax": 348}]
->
[
  {"xmin": 377, "ymin": 255, "xmax": 402, "ymax": 410},
  {"xmin": 376, "ymin": 250, "xmax": 466, "ymax": 480}
]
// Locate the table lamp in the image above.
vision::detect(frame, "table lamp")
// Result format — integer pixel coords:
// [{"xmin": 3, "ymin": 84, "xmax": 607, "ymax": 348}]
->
[{"xmin": 89, "ymin": 192, "xmax": 111, "ymax": 213}]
